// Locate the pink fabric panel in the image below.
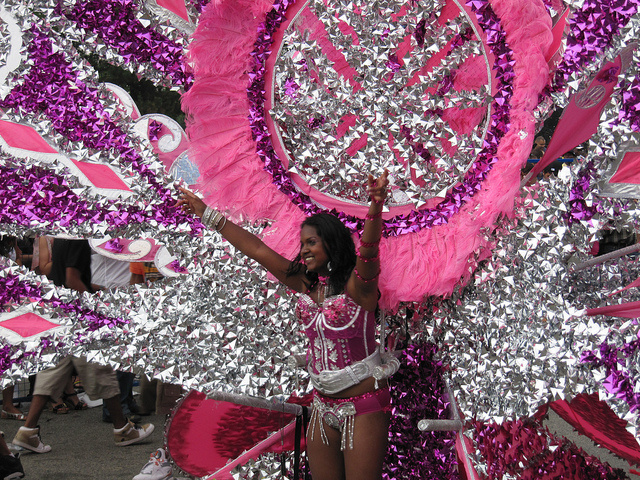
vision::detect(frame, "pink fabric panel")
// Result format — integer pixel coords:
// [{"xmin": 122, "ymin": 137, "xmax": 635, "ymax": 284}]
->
[
  {"xmin": 157, "ymin": 0, "xmax": 189, "ymax": 21},
  {"xmin": 167, "ymin": 391, "xmax": 239, "ymax": 478},
  {"xmin": 455, "ymin": 434, "xmax": 481, "ymax": 480},
  {"xmin": 71, "ymin": 159, "xmax": 130, "ymax": 191},
  {"xmin": 336, "ymin": 114, "xmax": 358, "ymax": 140},
  {"xmin": 545, "ymin": 7, "xmax": 570, "ymax": 63},
  {"xmin": 609, "ymin": 152, "xmax": 640, "ymax": 184},
  {"xmin": 0, "ymin": 120, "xmax": 58, "ymax": 153},
  {"xmin": 585, "ymin": 300, "xmax": 640, "ymax": 318},
  {"xmin": 528, "ymin": 55, "xmax": 621, "ymax": 179},
  {"xmin": 166, "ymin": 391, "xmax": 298, "ymax": 478},
  {"xmin": 345, "ymin": 132, "xmax": 368, "ymax": 156},
  {"xmin": 0, "ymin": 313, "xmax": 59, "ymax": 338},
  {"xmin": 549, "ymin": 394, "xmax": 640, "ymax": 465}
]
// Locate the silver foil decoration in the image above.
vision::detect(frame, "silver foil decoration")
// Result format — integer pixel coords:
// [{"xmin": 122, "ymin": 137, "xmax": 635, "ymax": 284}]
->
[{"xmin": 271, "ymin": 0, "xmax": 492, "ymax": 208}]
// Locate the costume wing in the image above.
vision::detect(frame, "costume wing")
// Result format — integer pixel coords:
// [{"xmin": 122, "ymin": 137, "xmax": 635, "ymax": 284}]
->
[{"xmin": 2, "ymin": 0, "xmax": 640, "ymax": 478}]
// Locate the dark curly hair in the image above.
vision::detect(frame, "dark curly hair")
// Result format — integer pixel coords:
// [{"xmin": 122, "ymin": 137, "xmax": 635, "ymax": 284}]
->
[
  {"xmin": 0, "ymin": 235, "xmax": 16, "ymax": 258},
  {"xmin": 286, "ymin": 213, "xmax": 356, "ymax": 296}
]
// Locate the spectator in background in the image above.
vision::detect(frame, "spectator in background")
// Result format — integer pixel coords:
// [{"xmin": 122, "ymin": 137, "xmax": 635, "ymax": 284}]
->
[
  {"xmin": 12, "ymin": 239, "xmax": 154, "ymax": 453},
  {"xmin": 26, "ymin": 236, "xmax": 86, "ymax": 415},
  {"xmin": 92, "ymin": 252, "xmax": 141, "ymax": 424},
  {"xmin": 0, "ymin": 435, "xmax": 24, "ymax": 479},
  {"xmin": 32, "ymin": 236, "xmax": 53, "ymax": 277},
  {"xmin": 596, "ymin": 225, "xmax": 637, "ymax": 257},
  {"xmin": 129, "ymin": 262, "xmax": 163, "ymax": 284},
  {"xmin": 530, "ymin": 136, "xmax": 547, "ymax": 159},
  {"xmin": 0, "ymin": 235, "xmax": 21, "ymax": 265}
]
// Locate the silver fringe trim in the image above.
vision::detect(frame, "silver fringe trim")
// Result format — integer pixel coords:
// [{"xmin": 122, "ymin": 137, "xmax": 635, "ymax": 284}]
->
[{"xmin": 309, "ymin": 396, "xmax": 357, "ymax": 450}]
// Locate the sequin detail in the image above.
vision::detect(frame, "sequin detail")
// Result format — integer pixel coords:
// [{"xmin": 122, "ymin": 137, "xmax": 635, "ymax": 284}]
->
[{"xmin": 296, "ymin": 293, "xmax": 376, "ymax": 373}]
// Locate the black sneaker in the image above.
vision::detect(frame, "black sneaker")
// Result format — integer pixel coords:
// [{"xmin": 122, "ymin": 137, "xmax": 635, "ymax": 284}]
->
[{"xmin": 0, "ymin": 453, "xmax": 25, "ymax": 479}]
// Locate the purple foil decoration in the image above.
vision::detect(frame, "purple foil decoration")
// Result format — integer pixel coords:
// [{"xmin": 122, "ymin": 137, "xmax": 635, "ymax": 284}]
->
[
  {"xmin": 0, "ymin": 343, "xmax": 40, "ymax": 378},
  {"xmin": 169, "ymin": 259, "xmax": 187, "ymax": 273},
  {"xmin": 307, "ymin": 116, "xmax": 325, "ymax": 129},
  {"xmin": 581, "ymin": 335, "xmax": 640, "ymax": 414},
  {"xmin": 148, "ymin": 119, "xmax": 163, "ymax": 142},
  {"xmin": 104, "ymin": 238, "xmax": 125, "ymax": 253},
  {"xmin": 284, "ymin": 77, "xmax": 300, "ymax": 98},
  {"xmin": 567, "ymin": 163, "xmax": 601, "ymax": 224},
  {"xmin": 436, "ymin": 73, "xmax": 456, "ymax": 97},
  {"xmin": 0, "ymin": 26, "xmax": 199, "ymax": 233},
  {"xmin": 554, "ymin": 0, "xmax": 639, "ymax": 90},
  {"xmin": 189, "ymin": 0, "xmax": 210, "ymax": 14},
  {"xmin": 414, "ymin": 18, "xmax": 426, "ymax": 48},
  {"xmin": 597, "ymin": 66, "xmax": 621, "ymax": 84},
  {"xmin": 56, "ymin": 0, "xmax": 193, "ymax": 89},
  {"xmin": 0, "ymin": 164, "xmax": 114, "ymax": 230},
  {"xmin": 384, "ymin": 343, "xmax": 459, "ymax": 480},
  {"xmin": 247, "ymin": 0, "xmax": 515, "ymax": 236},
  {"xmin": 474, "ymin": 419, "xmax": 626, "ymax": 479},
  {"xmin": 619, "ymin": 74, "xmax": 640, "ymax": 132},
  {"xmin": 401, "ymin": 125, "xmax": 433, "ymax": 163},
  {"xmin": 386, "ymin": 54, "xmax": 402, "ymax": 73}
]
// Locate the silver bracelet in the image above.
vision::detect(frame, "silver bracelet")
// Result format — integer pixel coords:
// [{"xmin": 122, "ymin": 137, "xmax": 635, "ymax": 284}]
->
[
  {"xmin": 215, "ymin": 216, "xmax": 227, "ymax": 232},
  {"xmin": 203, "ymin": 207, "xmax": 220, "ymax": 229},
  {"xmin": 202, "ymin": 206, "xmax": 226, "ymax": 231},
  {"xmin": 202, "ymin": 206, "xmax": 215, "ymax": 226}
]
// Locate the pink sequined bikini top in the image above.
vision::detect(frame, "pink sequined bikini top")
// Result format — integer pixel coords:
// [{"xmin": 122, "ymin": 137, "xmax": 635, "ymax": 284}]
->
[{"xmin": 295, "ymin": 291, "xmax": 377, "ymax": 375}]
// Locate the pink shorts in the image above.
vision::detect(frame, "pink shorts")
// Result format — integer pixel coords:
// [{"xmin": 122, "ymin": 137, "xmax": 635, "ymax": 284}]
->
[
  {"xmin": 309, "ymin": 387, "xmax": 391, "ymax": 450},
  {"xmin": 314, "ymin": 387, "xmax": 391, "ymax": 416}
]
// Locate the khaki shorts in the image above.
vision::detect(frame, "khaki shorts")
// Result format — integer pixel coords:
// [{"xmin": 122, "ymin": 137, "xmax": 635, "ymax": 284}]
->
[{"xmin": 33, "ymin": 356, "xmax": 120, "ymax": 401}]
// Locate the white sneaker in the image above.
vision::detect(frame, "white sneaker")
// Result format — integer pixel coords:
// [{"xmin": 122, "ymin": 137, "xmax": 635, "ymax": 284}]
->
[
  {"xmin": 114, "ymin": 420, "xmax": 154, "ymax": 447},
  {"xmin": 133, "ymin": 448, "xmax": 173, "ymax": 480},
  {"xmin": 12, "ymin": 426, "xmax": 51, "ymax": 453}
]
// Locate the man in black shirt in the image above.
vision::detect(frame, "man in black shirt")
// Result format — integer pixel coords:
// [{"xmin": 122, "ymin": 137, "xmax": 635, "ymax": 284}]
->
[{"xmin": 49, "ymin": 239, "xmax": 94, "ymax": 293}]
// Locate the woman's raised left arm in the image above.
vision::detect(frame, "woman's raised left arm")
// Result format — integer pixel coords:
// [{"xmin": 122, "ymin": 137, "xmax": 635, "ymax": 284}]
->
[{"xmin": 348, "ymin": 170, "xmax": 388, "ymax": 311}]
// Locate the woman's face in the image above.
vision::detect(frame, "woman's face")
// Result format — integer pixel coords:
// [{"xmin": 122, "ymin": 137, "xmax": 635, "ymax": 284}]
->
[{"xmin": 300, "ymin": 225, "xmax": 330, "ymax": 275}]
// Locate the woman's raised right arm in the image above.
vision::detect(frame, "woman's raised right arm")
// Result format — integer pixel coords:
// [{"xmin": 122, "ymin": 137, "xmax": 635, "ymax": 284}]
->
[{"xmin": 177, "ymin": 188, "xmax": 306, "ymax": 292}]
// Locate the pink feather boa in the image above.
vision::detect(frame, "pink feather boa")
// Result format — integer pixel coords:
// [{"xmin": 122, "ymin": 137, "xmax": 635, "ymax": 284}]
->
[{"xmin": 182, "ymin": 0, "xmax": 553, "ymax": 310}]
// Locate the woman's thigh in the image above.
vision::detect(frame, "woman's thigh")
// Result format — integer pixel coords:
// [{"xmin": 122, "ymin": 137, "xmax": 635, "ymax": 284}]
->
[
  {"xmin": 306, "ymin": 419, "xmax": 345, "ymax": 480},
  {"xmin": 343, "ymin": 411, "xmax": 390, "ymax": 480}
]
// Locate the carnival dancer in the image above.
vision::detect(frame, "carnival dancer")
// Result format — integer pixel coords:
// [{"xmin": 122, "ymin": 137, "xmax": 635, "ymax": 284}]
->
[{"xmin": 178, "ymin": 170, "xmax": 396, "ymax": 480}]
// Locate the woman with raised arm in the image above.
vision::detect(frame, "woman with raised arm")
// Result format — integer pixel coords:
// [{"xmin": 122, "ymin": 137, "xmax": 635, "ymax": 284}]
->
[{"xmin": 178, "ymin": 170, "xmax": 397, "ymax": 480}]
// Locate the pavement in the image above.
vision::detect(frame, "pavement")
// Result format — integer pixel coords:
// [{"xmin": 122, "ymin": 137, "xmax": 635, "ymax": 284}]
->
[{"xmin": 2, "ymin": 400, "xmax": 176, "ymax": 480}]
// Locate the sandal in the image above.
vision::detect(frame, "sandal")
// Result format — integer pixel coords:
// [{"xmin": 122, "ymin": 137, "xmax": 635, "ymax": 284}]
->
[
  {"xmin": 72, "ymin": 378, "xmax": 84, "ymax": 393},
  {"xmin": 50, "ymin": 401, "xmax": 70, "ymax": 414},
  {"xmin": 1, "ymin": 410, "xmax": 26, "ymax": 420},
  {"xmin": 63, "ymin": 392, "xmax": 88, "ymax": 410}
]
